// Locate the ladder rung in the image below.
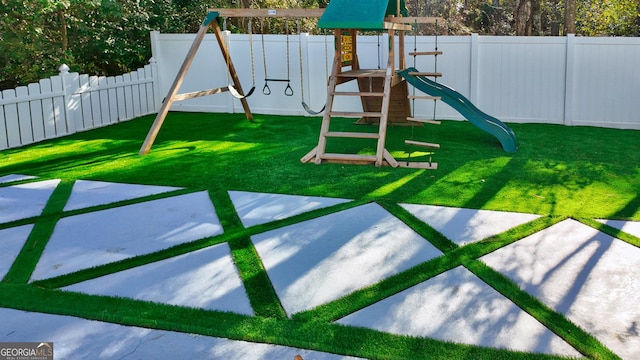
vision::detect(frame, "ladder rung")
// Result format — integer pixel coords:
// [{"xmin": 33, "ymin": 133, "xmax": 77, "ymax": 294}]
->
[
  {"xmin": 329, "ymin": 111, "xmax": 382, "ymax": 117},
  {"xmin": 332, "ymin": 91, "xmax": 385, "ymax": 97},
  {"xmin": 397, "ymin": 161, "xmax": 438, "ymax": 170},
  {"xmin": 406, "ymin": 117, "xmax": 441, "ymax": 125},
  {"xmin": 320, "ymin": 153, "xmax": 377, "ymax": 162},
  {"xmin": 408, "ymin": 95, "xmax": 441, "ymax": 100},
  {"xmin": 408, "ymin": 51, "xmax": 443, "ymax": 56},
  {"xmin": 407, "ymin": 72, "xmax": 442, "ymax": 77},
  {"xmin": 405, "ymin": 140, "xmax": 441, "ymax": 149},
  {"xmin": 325, "ymin": 131, "xmax": 380, "ymax": 139},
  {"xmin": 337, "ymin": 69, "xmax": 387, "ymax": 78}
]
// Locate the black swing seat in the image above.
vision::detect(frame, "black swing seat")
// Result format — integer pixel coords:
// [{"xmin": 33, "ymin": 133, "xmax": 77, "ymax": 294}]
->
[
  {"xmin": 302, "ymin": 101, "xmax": 326, "ymax": 115},
  {"xmin": 228, "ymin": 84, "xmax": 255, "ymax": 99}
]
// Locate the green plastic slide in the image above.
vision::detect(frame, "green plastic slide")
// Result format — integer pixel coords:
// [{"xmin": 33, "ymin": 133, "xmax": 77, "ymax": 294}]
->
[{"xmin": 398, "ymin": 67, "xmax": 518, "ymax": 153}]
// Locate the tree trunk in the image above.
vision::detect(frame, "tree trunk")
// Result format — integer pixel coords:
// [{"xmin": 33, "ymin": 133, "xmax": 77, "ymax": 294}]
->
[
  {"xmin": 564, "ymin": 0, "xmax": 576, "ymax": 34},
  {"xmin": 59, "ymin": 9, "xmax": 68, "ymax": 52},
  {"xmin": 531, "ymin": 0, "xmax": 541, "ymax": 35},
  {"xmin": 514, "ymin": 0, "xmax": 532, "ymax": 35}
]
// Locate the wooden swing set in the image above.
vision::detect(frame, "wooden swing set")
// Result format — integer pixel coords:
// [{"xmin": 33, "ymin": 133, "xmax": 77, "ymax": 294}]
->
[
  {"xmin": 139, "ymin": 1, "xmax": 445, "ymax": 170},
  {"xmin": 139, "ymin": 8, "xmax": 324, "ymax": 155}
]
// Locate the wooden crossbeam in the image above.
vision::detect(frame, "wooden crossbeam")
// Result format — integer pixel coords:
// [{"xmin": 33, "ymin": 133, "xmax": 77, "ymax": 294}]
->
[
  {"xmin": 409, "ymin": 51, "xmax": 443, "ymax": 56},
  {"xmin": 173, "ymin": 87, "xmax": 228, "ymax": 101},
  {"xmin": 387, "ymin": 16, "xmax": 445, "ymax": 24},
  {"xmin": 207, "ymin": 8, "xmax": 324, "ymax": 18},
  {"xmin": 381, "ymin": 21, "xmax": 413, "ymax": 31}
]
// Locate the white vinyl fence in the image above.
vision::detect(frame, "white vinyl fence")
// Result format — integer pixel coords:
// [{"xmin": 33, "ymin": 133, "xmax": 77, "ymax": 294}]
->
[
  {"xmin": 151, "ymin": 31, "xmax": 640, "ymax": 130},
  {"xmin": 0, "ymin": 61, "xmax": 159, "ymax": 150},
  {"xmin": 2, "ymin": 31, "xmax": 639, "ymax": 151}
]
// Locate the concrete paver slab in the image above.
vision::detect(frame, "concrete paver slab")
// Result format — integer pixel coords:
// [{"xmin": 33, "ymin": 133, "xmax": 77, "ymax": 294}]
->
[
  {"xmin": 0, "ymin": 179, "xmax": 60, "ymax": 223},
  {"xmin": 481, "ymin": 219, "xmax": 640, "ymax": 359},
  {"xmin": 63, "ymin": 243, "xmax": 253, "ymax": 315},
  {"xmin": 31, "ymin": 191, "xmax": 223, "ymax": 281},
  {"xmin": 401, "ymin": 204, "xmax": 540, "ymax": 246},
  {"xmin": 229, "ymin": 191, "xmax": 350, "ymax": 227},
  {"xmin": 64, "ymin": 180, "xmax": 182, "ymax": 211},
  {"xmin": 251, "ymin": 203, "xmax": 443, "ymax": 316},
  {"xmin": 0, "ymin": 308, "xmax": 363, "ymax": 359},
  {"xmin": 337, "ymin": 266, "xmax": 580, "ymax": 357},
  {"xmin": 0, "ymin": 174, "xmax": 37, "ymax": 184},
  {"xmin": 597, "ymin": 219, "xmax": 640, "ymax": 239}
]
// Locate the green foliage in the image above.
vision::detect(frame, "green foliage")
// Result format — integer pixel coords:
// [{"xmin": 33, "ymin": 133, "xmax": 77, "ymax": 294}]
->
[
  {"xmin": 577, "ymin": 0, "xmax": 640, "ymax": 36},
  {"xmin": 1, "ymin": 0, "xmax": 639, "ymax": 89}
]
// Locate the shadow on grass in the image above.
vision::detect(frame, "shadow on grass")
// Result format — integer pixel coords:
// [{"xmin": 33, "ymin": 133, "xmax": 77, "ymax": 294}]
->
[{"xmin": 1, "ymin": 112, "xmax": 638, "ymax": 219}]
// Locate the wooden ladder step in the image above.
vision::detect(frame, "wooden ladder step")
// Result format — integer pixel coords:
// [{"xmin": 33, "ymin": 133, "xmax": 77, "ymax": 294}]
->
[
  {"xmin": 329, "ymin": 111, "xmax": 383, "ymax": 118},
  {"xmin": 319, "ymin": 153, "xmax": 377, "ymax": 162},
  {"xmin": 337, "ymin": 69, "xmax": 387, "ymax": 78},
  {"xmin": 325, "ymin": 131, "xmax": 380, "ymax": 139},
  {"xmin": 332, "ymin": 91, "xmax": 386, "ymax": 97},
  {"xmin": 408, "ymin": 95, "xmax": 441, "ymax": 100},
  {"xmin": 405, "ymin": 140, "xmax": 441, "ymax": 149},
  {"xmin": 406, "ymin": 117, "xmax": 441, "ymax": 125},
  {"xmin": 407, "ymin": 72, "xmax": 442, "ymax": 77},
  {"xmin": 408, "ymin": 51, "xmax": 443, "ymax": 56}
]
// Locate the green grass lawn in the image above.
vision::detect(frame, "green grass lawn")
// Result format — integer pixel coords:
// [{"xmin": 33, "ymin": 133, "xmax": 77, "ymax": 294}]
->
[{"xmin": 1, "ymin": 112, "xmax": 639, "ymax": 359}]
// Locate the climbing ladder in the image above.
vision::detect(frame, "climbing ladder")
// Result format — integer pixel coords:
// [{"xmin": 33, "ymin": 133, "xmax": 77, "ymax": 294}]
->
[
  {"xmin": 301, "ymin": 28, "xmax": 407, "ymax": 167},
  {"xmin": 399, "ymin": 21, "xmax": 443, "ymax": 170},
  {"xmin": 301, "ymin": 0, "xmax": 444, "ymax": 168}
]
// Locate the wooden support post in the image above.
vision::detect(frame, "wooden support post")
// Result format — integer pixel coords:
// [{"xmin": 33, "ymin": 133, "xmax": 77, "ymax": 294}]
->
[
  {"xmin": 212, "ymin": 21, "xmax": 253, "ymax": 121},
  {"xmin": 139, "ymin": 12, "xmax": 253, "ymax": 155},
  {"xmin": 139, "ymin": 14, "xmax": 215, "ymax": 155}
]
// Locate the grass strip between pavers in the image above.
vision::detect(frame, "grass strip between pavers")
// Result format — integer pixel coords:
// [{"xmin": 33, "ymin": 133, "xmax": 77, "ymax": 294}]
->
[
  {"xmin": 463, "ymin": 259, "xmax": 619, "ymax": 360},
  {"xmin": 0, "ymin": 283, "xmax": 572, "ymax": 360},
  {"xmin": 2, "ymin": 112, "xmax": 638, "ymax": 359},
  {"xmin": 2, "ymin": 179, "xmax": 75, "ymax": 284}
]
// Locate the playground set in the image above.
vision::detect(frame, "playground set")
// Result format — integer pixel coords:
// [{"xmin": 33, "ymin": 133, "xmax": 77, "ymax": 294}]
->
[{"xmin": 139, "ymin": 0, "xmax": 518, "ymax": 169}]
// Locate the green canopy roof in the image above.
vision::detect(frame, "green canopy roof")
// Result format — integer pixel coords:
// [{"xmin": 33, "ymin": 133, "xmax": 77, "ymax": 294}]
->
[{"xmin": 318, "ymin": 0, "xmax": 408, "ymax": 30}]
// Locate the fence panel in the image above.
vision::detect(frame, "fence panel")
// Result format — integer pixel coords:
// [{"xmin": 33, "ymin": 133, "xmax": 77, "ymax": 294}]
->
[
  {"xmin": 39, "ymin": 79, "xmax": 57, "ymax": 139},
  {"xmin": 49, "ymin": 74, "xmax": 68, "ymax": 137},
  {"xmin": 2, "ymin": 33, "xmax": 639, "ymax": 152},
  {"xmin": 27, "ymin": 83, "xmax": 46, "ymax": 142},
  {"xmin": 150, "ymin": 31, "xmax": 640, "ymax": 130},
  {"xmin": 0, "ymin": 59, "xmax": 158, "ymax": 150},
  {"xmin": 16, "ymin": 86, "xmax": 34, "ymax": 145},
  {"xmin": 2, "ymin": 89, "xmax": 21, "ymax": 148},
  {"xmin": 0, "ymin": 92, "xmax": 8, "ymax": 148},
  {"xmin": 570, "ymin": 37, "xmax": 640, "ymax": 128}
]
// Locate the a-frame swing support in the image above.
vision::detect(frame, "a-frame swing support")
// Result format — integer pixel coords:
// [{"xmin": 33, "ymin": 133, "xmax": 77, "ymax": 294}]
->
[
  {"xmin": 139, "ymin": 11, "xmax": 253, "ymax": 155},
  {"xmin": 140, "ymin": 8, "xmax": 327, "ymax": 155}
]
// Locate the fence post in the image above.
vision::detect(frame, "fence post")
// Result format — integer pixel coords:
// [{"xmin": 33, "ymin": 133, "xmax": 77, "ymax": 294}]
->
[
  {"xmin": 149, "ymin": 57, "xmax": 160, "ymax": 112},
  {"xmin": 469, "ymin": 33, "xmax": 479, "ymax": 104},
  {"xmin": 149, "ymin": 31, "xmax": 163, "ymax": 111},
  {"xmin": 563, "ymin": 34, "xmax": 576, "ymax": 126},
  {"xmin": 59, "ymin": 64, "xmax": 77, "ymax": 134}
]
